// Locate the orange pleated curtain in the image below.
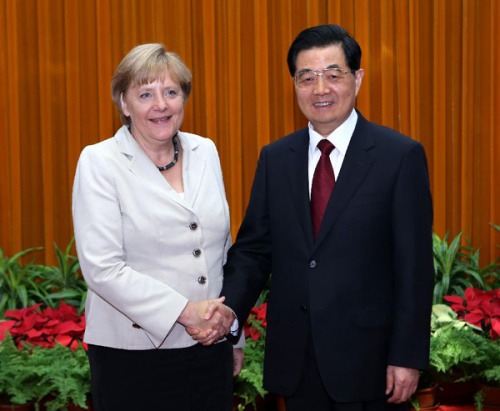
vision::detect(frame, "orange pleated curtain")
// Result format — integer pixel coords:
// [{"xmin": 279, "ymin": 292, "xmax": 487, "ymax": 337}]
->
[{"xmin": 0, "ymin": 0, "xmax": 499, "ymax": 266}]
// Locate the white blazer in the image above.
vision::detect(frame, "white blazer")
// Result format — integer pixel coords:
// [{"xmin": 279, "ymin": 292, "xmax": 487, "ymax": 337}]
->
[{"xmin": 72, "ymin": 126, "xmax": 232, "ymax": 349}]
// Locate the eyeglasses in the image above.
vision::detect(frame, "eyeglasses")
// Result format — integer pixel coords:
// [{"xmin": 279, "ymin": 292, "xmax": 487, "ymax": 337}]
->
[{"xmin": 294, "ymin": 67, "xmax": 355, "ymax": 89}]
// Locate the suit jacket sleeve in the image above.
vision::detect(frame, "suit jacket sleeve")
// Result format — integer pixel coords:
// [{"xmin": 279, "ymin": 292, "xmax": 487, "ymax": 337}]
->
[
  {"xmin": 388, "ymin": 142, "xmax": 434, "ymax": 369},
  {"xmin": 222, "ymin": 147, "xmax": 273, "ymax": 330}
]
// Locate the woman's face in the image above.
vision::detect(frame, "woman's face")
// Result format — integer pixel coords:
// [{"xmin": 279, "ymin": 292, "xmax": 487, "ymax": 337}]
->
[{"xmin": 120, "ymin": 72, "xmax": 185, "ymax": 146}]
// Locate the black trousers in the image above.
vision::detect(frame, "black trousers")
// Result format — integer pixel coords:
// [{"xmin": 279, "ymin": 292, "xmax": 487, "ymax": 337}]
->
[
  {"xmin": 87, "ymin": 341, "xmax": 233, "ymax": 411},
  {"xmin": 285, "ymin": 335, "xmax": 408, "ymax": 411}
]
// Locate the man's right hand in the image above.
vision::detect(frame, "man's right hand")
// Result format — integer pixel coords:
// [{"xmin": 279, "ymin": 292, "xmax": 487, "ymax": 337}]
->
[{"xmin": 178, "ymin": 297, "xmax": 235, "ymax": 345}]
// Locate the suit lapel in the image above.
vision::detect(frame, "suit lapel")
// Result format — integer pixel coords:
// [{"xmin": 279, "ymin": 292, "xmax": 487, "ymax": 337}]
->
[
  {"xmin": 313, "ymin": 114, "xmax": 376, "ymax": 250},
  {"xmin": 115, "ymin": 127, "xmax": 196, "ymax": 212},
  {"xmin": 286, "ymin": 129, "xmax": 315, "ymax": 250}
]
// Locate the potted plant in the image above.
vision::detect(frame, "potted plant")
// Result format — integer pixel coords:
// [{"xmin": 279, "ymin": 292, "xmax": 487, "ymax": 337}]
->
[
  {"xmin": 0, "ymin": 247, "xmax": 44, "ymax": 316},
  {"xmin": 432, "ymin": 232, "xmax": 490, "ymax": 305},
  {"xmin": 1, "ymin": 242, "xmax": 87, "ymax": 317},
  {"xmin": 30, "ymin": 343, "xmax": 91, "ymax": 411},
  {"xmin": 233, "ymin": 301, "xmax": 268, "ymax": 411},
  {"xmin": 410, "ymin": 304, "xmax": 486, "ymax": 409},
  {"xmin": 474, "ymin": 340, "xmax": 500, "ymax": 410},
  {"xmin": 0, "ymin": 303, "xmax": 90, "ymax": 410},
  {"xmin": 34, "ymin": 240, "xmax": 87, "ymax": 314},
  {"xmin": 445, "ymin": 287, "xmax": 500, "ymax": 409},
  {"xmin": 432, "ymin": 223, "xmax": 500, "ymax": 305},
  {"xmin": 0, "ymin": 334, "xmax": 40, "ymax": 410},
  {"xmin": 0, "ymin": 334, "xmax": 91, "ymax": 411},
  {"xmin": 0, "ymin": 302, "xmax": 86, "ymax": 351}
]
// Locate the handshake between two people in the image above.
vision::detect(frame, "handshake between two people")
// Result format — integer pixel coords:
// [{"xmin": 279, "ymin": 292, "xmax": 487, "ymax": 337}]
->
[{"xmin": 178, "ymin": 297, "xmax": 235, "ymax": 346}]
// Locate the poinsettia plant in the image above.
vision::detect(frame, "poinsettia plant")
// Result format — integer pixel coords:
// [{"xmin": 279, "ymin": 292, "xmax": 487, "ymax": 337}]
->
[
  {"xmin": 244, "ymin": 302, "xmax": 267, "ymax": 341},
  {"xmin": 444, "ymin": 287, "xmax": 500, "ymax": 340},
  {"xmin": 234, "ymin": 301, "xmax": 268, "ymax": 411},
  {"xmin": 0, "ymin": 301, "xmax": 86, "ymax": 351}
]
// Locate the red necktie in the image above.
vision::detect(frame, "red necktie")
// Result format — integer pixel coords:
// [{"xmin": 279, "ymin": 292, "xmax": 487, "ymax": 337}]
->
[{"xmin": 311, "ymin": 139, "xmax": 335, "ymax": 239}]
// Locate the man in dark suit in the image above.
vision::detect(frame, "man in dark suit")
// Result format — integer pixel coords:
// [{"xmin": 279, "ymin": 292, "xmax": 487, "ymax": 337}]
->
[{"xmin": 200, "ymin": 24, "xmax": 434, "ymax": 411}]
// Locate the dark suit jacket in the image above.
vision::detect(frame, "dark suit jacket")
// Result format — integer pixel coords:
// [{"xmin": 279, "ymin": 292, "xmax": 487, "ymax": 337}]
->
[{"xmin": 222, "ymin": 112, "xmax": 434, "ymax": 402}]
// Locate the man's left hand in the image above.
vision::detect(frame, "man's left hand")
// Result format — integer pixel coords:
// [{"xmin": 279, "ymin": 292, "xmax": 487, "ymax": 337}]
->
[
  {"xmin": 386, "ymin": 365, "xmax": 419, "ymax": 403},
  {"xmin": 233, "ymin": 348, "xmax": 244, "ymax": 376}
]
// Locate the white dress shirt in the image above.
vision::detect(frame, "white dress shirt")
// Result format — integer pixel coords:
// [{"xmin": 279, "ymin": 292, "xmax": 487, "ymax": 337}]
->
[{"xmin": 308, "ymin": 109, "xmax": 358, "ymax": 197}]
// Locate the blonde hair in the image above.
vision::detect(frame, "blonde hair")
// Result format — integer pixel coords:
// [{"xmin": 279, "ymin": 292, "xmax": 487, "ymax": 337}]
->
[{"xmin": 111, "ymin": 43, "xmax": 192, "ymax": 125}]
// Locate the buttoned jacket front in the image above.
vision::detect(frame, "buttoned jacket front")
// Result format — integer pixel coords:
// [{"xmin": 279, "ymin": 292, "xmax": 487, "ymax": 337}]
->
[
  {"xmin": 222, "ymin": 112, "xmax": 434, "ymax": 401},
  {"xmin": 72, "ymin": 126, "xmax": 231, "ymax": 349}
]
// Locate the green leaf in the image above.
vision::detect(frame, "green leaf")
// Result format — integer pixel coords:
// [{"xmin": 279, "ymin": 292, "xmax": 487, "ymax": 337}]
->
[{"xmin": 431, "ymin": 228, "xmax": 500, "ymax": 303}]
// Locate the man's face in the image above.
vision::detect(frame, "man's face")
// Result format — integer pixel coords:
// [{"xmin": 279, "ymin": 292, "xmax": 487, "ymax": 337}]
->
[{"xmin": 294, "ymin": 45, "xmax": 364, "ymax": 137}]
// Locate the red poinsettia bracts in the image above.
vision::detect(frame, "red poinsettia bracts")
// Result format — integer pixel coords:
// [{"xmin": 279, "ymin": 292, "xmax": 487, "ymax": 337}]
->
[
  {"xmin": 244, "ymin": 302, "xmax": 267, "ymax": 341},
  {"xmin": 0, "ymin": 302, "xmax": 86, "ymax": 351},
  {"xmin": 444, "ymin": 287, "xmax": 500, "ymax": 340}
]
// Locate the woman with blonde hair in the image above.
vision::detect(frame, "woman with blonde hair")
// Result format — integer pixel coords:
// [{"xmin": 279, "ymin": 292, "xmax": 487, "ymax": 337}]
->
[{"xmin": 72, "ymin": 43, "xmax": 243, "ymax": 411}]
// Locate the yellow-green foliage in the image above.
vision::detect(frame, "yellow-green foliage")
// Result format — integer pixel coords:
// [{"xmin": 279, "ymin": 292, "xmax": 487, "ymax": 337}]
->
[{"xmin": 0, "ymin": 333, "xmax": 90, "ymax": 409}]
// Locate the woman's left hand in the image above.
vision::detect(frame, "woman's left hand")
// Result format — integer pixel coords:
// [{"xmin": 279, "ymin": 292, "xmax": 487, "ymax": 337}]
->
[{"xmin": 233, "ymin": 348, "xmax": 245, "ymax": 376}]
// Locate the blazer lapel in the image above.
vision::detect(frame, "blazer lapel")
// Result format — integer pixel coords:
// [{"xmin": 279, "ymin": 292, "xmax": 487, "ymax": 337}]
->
[
  {"xmin": 313, "ymin": 114, "xmax": 376, "ymax": 250},
  {"xmin": 178, "ymin": 132, "xmax": 206, "ymax": 208},
  {"xmin": 286, "ymin": 128, "xmax": 315, "ymax": 250},
  {"xmin": 115, "ymin": 126, "xmax": 194, "ymax": 211}
]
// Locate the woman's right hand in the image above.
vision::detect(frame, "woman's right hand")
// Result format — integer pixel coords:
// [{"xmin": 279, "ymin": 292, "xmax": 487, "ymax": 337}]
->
[{"xmin": 178, "ymin": 297, "xmax": 234, "ymax": 343}]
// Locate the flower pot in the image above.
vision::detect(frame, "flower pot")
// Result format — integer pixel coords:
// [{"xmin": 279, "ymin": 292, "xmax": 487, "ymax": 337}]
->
[
  {"xmin": 275, "ymin": 395, "xmax": 286, "ymax": 411},
  {"xmin": 479, "ymin": 384, "xmax": 500, "ymax": 408},
  {"xmin": 437, "ymin": 380, "xmax": 478, "ymax": 404},
  {"xmin": 415, "ymin": 385, "xmax": 438, "ymax": 409}
]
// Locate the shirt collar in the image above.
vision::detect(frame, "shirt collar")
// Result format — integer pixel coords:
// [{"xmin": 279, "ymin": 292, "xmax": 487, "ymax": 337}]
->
[{"xmin": 308, "ymin": 109, "xmax": 358, "ymax": 156}]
